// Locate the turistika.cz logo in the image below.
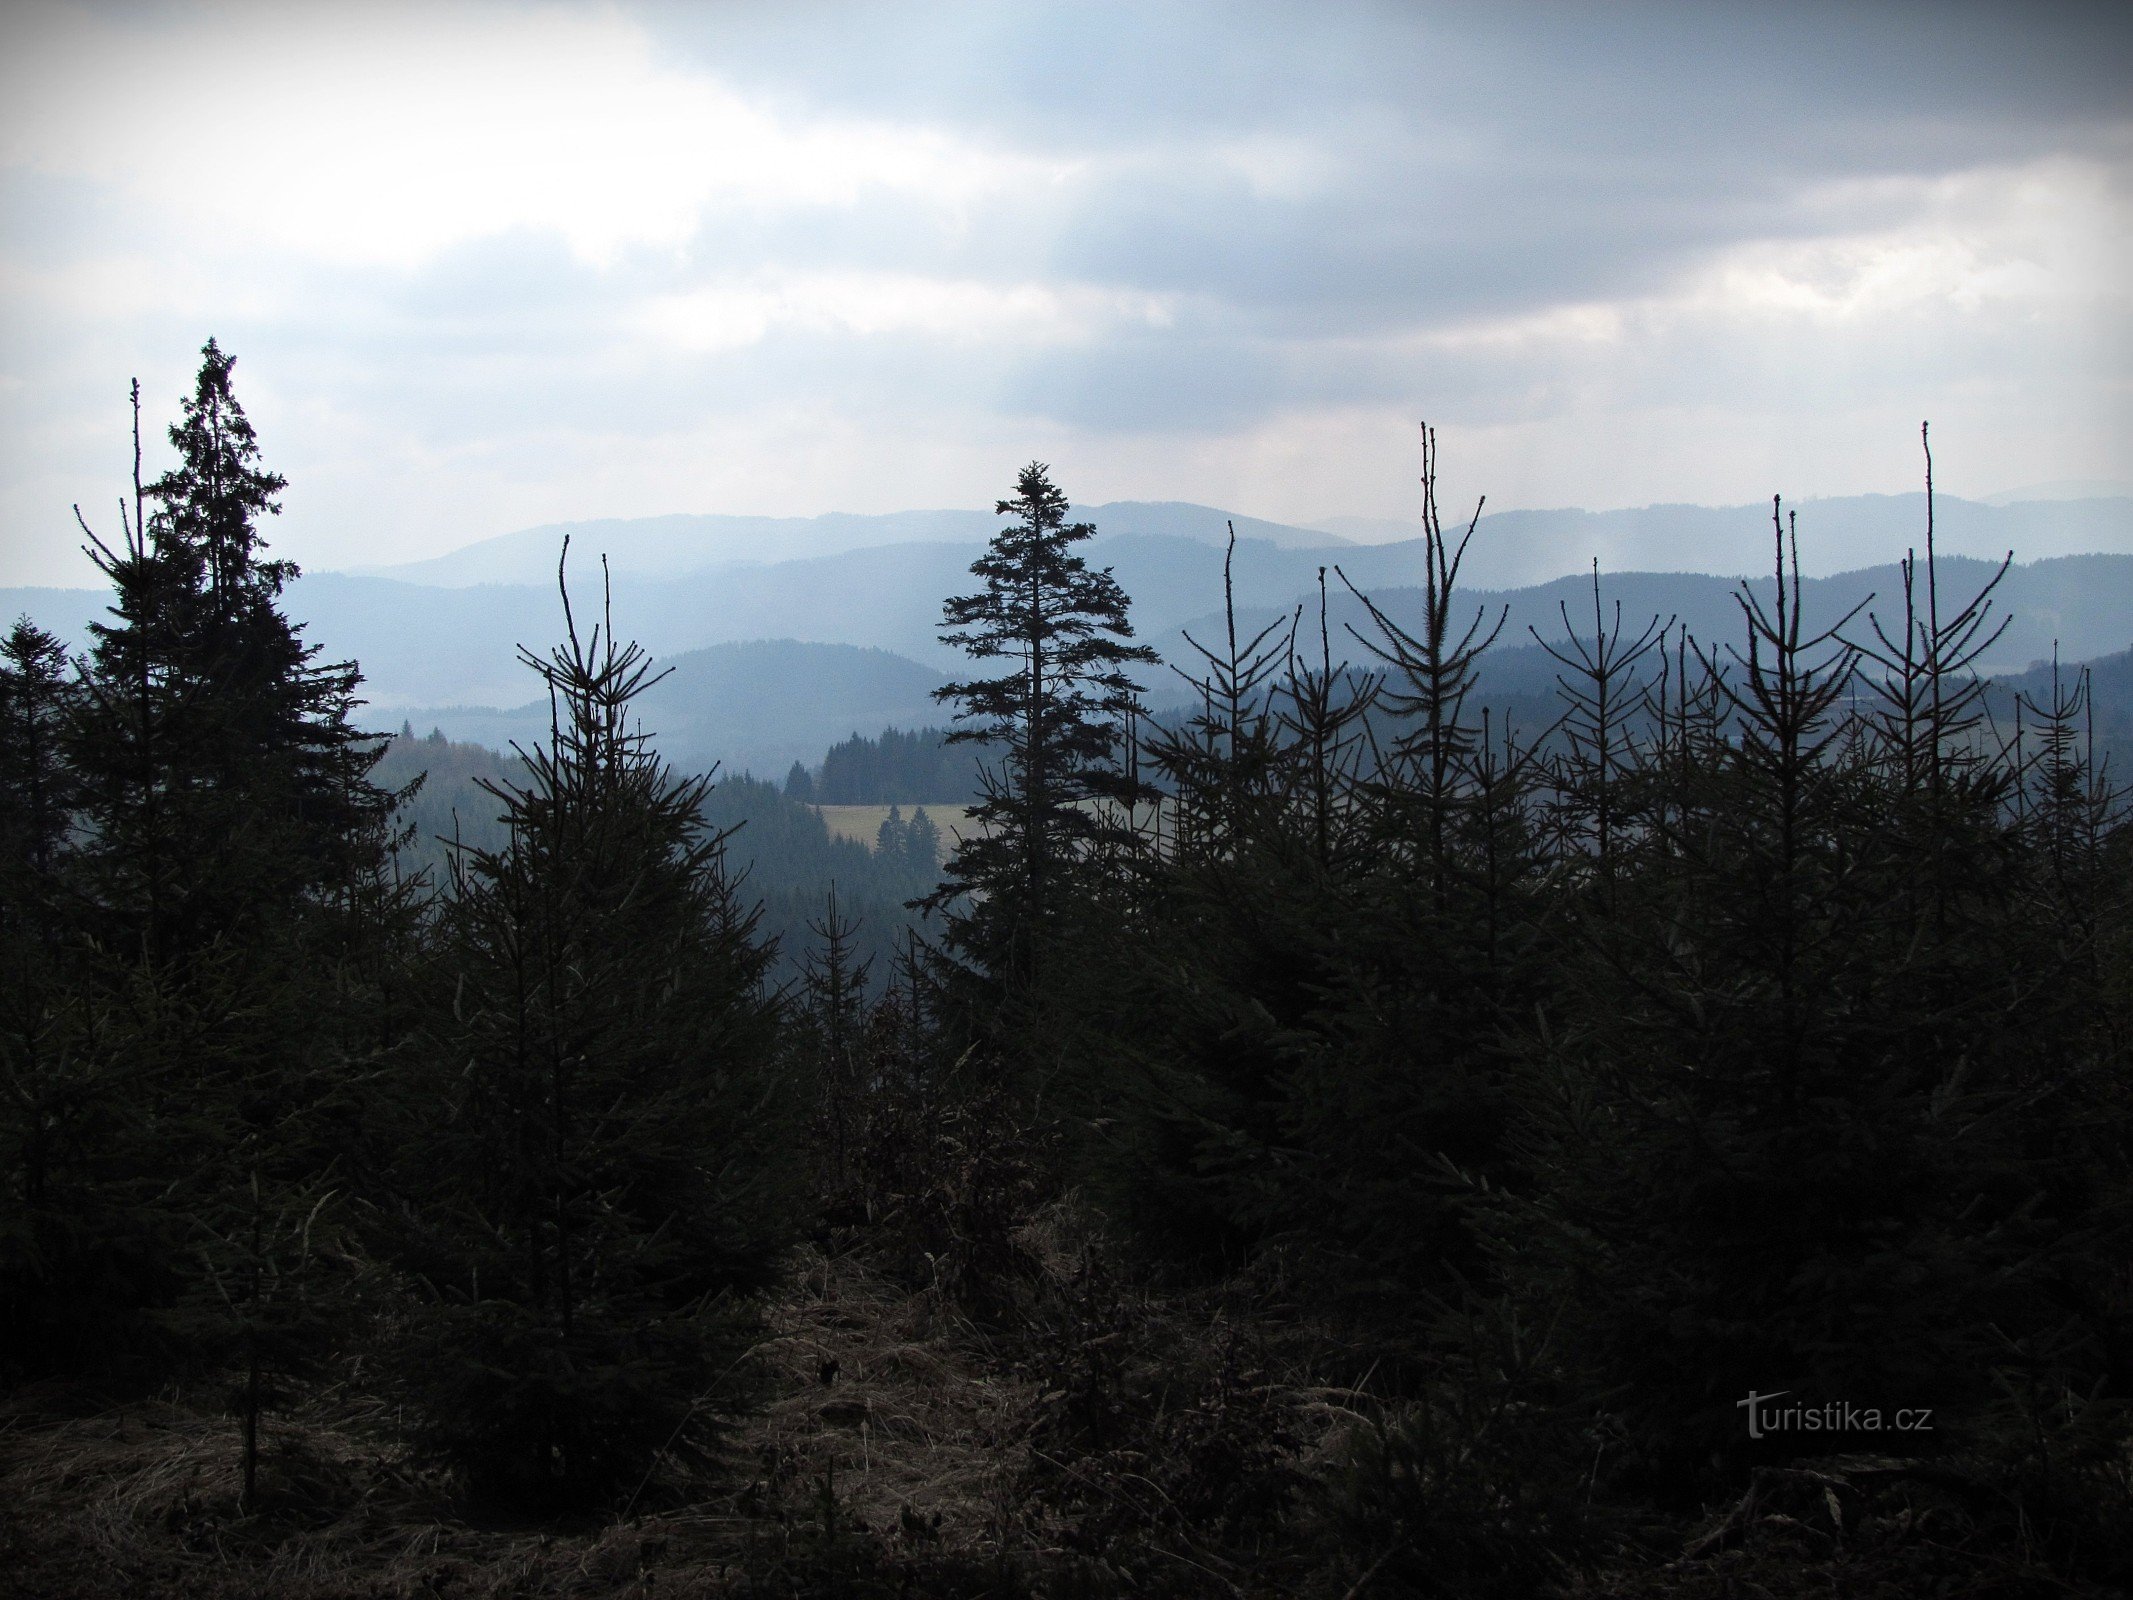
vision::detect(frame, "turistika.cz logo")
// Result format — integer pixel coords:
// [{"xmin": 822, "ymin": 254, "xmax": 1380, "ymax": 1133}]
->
[{"xmin": 1735, "ymin": 1391, "xmax": 1934, "ymax": 1440}]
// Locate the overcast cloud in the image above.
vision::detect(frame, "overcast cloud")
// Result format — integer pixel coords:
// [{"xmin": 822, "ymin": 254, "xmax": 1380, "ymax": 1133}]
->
[{"xmin": 1, "ymin": 0, "xmax": 2126, "ymax": 586}]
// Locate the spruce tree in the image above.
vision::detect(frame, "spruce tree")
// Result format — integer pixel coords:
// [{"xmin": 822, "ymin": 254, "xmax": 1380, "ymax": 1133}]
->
[
  {"xmin": 905, "ymin": 806, "xmax": 941, "ymax": 875},
  {"xmin": 0, "ymin": 620, "xmax": 99, "ymax": 1376},
  {"xmin": 8, "ymin": 349, "xmax": 407, "ymax": 1494},
  {"xmin": 1274, "ymin": 431, "xmax": 1540, "ymax": 1310},
  {"xmin": 797, "ymin": 887, "xmax": 870, "ymax": 1200},
  {"xmin": 71, "ymin": 345, "xmax": 399, "ymax": 964},
  {"xmin": 0, "ymin": 619, "xmax": 78, "ymax": 941},
  {"xmin": 876, "ymin": 802, "xmax": 906, "ymax": 858},
  {"xmin": 931, "ymin": 462, "xmax": 1156, "ymax": 989},
  {"xmin": 387, "ymin": 551, "xmax": 793, "ymax": 1509}
]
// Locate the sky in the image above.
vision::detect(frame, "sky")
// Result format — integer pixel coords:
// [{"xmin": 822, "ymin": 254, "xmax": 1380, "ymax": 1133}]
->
[{"xmin": 0, "ymin": 0, "xmax": 2127, "ymax": 587}]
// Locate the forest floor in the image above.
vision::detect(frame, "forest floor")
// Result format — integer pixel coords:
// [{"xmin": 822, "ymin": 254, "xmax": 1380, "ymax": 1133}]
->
[
  {"xmin": 0, "ymin": 1240, "xmax": 1048, "ymax": 1599},
  {"xmin": 0, "ymin": 1211, "xmax": 2097, "ymax": 1597}
]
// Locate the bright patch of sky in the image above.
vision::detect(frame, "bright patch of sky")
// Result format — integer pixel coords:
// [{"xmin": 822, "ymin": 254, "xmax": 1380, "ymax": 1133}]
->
[{"xmin": 0, "ymin": 0, "xmax": 2126, "ymax": 585}]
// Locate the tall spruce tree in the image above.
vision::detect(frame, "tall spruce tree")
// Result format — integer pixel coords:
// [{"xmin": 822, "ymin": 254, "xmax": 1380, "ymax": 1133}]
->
[
  {"xmin": 385, "ymin": 550, "xmax": 793, "ymax": 1509},
  {"xmin": 0, "ymin": 619, "xmax": 101, "ymax": 1376},
  {"xmin": 0, "ymin": 620, "xmax": 78, "ymax": 942},
  {"xmin": 931, "ymin": 462, "xmax": 1155, "ymax": 989},
  {"xmin": 71, "ymin": 344, "xmax": 398, "ymax": 963},
  {"xmin": 16, "ymin": 347, "xmax": 406, "ymax": 1483}
]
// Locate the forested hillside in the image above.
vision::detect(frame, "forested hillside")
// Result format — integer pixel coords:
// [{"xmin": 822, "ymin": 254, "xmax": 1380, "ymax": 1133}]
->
[
  {"xmin": 805, "ymin": 725, "xmax": 985, "ymax": 804},
  {"xmin": 6, "ymin": 506, "xmax": 2125, "ymax": 735},
  {"xmin": 374, "ymin": 733, "xmax": 941, "ymax": 987}
]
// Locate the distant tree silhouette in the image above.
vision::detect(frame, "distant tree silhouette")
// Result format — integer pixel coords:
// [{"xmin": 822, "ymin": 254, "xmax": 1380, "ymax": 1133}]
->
[
  {"xmin": 905, "ymin": 805, "xmax": 941, "ymax": 875},
  {"xmin": 71, "ymin": 344, "xmax": 398, "ymax": 963},
  {"xmin": 876, "ymin": 802, "xmax": 906, "ymax": 857},
  {"xmin": 0, "ymin": 620, "xmax": 77, "ymax": 933},
  {"xmin": 796, "ymin": 886, "xmax": 870, "ymax": 1198},
  {"xmin": 817, "ymin": 725, "xmax": 982, "ymax": 803},
  {"xmin": 930, "ymin": 463, "xmax": 1155, "ymax": 990}
]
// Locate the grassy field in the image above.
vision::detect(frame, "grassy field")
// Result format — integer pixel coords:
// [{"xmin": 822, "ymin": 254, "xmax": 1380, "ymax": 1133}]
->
[
  {"xmin": 812, "ymin": 802, "xmax": 1176, "ymax": 851},
  {"xmin": 812, "ymin": 803, "xmax": 981, "ymax": 848}
]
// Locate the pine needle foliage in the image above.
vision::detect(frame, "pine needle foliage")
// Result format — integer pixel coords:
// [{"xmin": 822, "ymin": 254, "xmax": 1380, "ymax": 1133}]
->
[
  {"xmin": 930, "ymin": 463, "xmax": 1157, "ymax": 994},
  {"xmin": 4, "ymin": 347, "xmax": 411, "ymax": 1522},
  {"xmin": 383, "ymin": 547, "xmax": 794, "ymax": 1510}
]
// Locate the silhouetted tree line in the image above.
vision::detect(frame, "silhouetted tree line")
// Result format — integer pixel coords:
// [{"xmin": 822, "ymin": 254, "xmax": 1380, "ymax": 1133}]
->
[
  {"xmin": 905, "ymin": 439, "xmax": 2133, "ymax": 1591},
  {"xmin": 706, "ymin": 777, "xmax": 940, "ymax": 988},
  {"xmin": 7, "ymin": 353, "xmax": 2130, "ymax": 1592},
  {"xmin": 1, "ymin": 346, "xmax": 796, "ymax": 1513},
  {"xmin": 795, "ymin": 723, "xmax": 991, "ymax": 804},
  {"xmin": 381, "ymin": 733, "xmax": 942, "ymax": 991}
]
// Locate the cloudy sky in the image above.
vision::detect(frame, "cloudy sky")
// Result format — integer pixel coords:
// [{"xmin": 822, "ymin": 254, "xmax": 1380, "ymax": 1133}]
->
[{"xmin": 1, "ymin": 0, "xmax": 2127, "ymax": 587}]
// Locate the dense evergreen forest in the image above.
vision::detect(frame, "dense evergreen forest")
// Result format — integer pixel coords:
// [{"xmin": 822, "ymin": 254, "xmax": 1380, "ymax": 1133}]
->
[
  {"xmin": 4, "ymin": 352, "xmax": 2130, "ymax": 1598},
  {"xmin": 797, "ymin": 725, "xmax": 985, "ymax": 806},
  {"xmin": 374, "ymin": 733, "xmax": 942, "ymax": 988}
]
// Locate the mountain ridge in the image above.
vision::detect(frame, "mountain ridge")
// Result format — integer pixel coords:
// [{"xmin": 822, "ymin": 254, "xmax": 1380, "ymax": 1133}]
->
[
  {"xmin": 346, "ymin": 491, "xmax": 2132, "ymax": 594},
  {"xmin": 349, "ymin": 499, "xmax": 1352, "ymax": 588},
  {"xmin": 8, "ymin": 493, "xmax": 2125, "ymax": 778}
]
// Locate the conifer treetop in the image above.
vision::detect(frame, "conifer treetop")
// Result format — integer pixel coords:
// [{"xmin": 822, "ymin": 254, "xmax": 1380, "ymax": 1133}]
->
[{"xmin": 148, "ymin": 337, "xmax": 293, "ymax": 609}]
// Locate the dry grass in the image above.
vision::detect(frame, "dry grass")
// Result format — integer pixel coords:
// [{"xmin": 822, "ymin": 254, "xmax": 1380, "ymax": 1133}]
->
[
  {"xmin": 13, "ymin": 1225, "xmax": 2034, "ymax": 1598},
  {"xmin": 0, "ymin": 1378, "xmax": 476, "ymax": 1598},
  {"xmin": 7, "ymin": 1208, "xmax": 2104, "ymax": 1599},
  {"xmin": 809, "ymin": 805, "xmax": 980, "ymax": 851},
  {"xmin": 740, "ymin": 1241, "xmax": 1041, "ymax": 1556},
  {"xmin": 0, "ymin": 1240, "xmax": 1057, "ymax": 1598}
]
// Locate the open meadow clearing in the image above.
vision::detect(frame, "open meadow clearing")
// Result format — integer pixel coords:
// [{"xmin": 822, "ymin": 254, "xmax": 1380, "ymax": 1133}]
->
[{"xmin": 812, "ymin": 803, "xmax": 980, "ymax": 849}]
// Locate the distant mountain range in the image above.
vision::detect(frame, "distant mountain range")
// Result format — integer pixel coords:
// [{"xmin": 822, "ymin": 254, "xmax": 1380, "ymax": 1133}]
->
[
  {"xmin": 391, "ymin": 639, "xmax": 946, "ymax": 779},
  {"xmin": 348, "ymin": 493, "xmax": 2131, "ymax": 595},
  {"xmin": 1161, "ymin": 553, "xmax": 2133, "ymax": 699},
  {"xmin": 348, "ymin": 500, "xmax": 1350, "ymax": 588},
  {"xmin": 5, "ymin": 493, "xmax": 2126, "ymax": 778}
]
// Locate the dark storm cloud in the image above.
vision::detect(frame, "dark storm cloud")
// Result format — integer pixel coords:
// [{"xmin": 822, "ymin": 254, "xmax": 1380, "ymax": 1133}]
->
[
  {"xmin": 2, "ymin": 0, "xmax": 2125, "ymax": 584},
  {"xmin": 613, "ymin": 0, "xmax": 2131, "ymax": 433},
  {"xmin": 637, "ymin": 1, "xmax": 2130, "ymax": 153}
]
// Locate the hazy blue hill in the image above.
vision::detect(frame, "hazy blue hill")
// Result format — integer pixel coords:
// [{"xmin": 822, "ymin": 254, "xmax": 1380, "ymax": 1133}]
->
[
  {"xmin": 3, "ymin": 550, "xmax": 982, "ymax": 710},
  {"xmin": 360, "ymin": 488, "xmax": 2126, "ymax": 600},
  {"xmin": 7, "ymin": 499, "xmax": 2124, "ymax": 722},
  {"xmin": 8, "ymin": 532, "xmax": 1326, "ymax": 705},
  {"xmin": 1313, "ymin": 494, "xmax": 2133, "ymax": 590},
  {"xmin": 349, "ymin": 500, "xmax": 1348, "ymax": 589},
  {"xmin": 389, "ymin": 637, "xmax": 947, "ymax": 778},
  {"xmin": 0, "ymin": 586, "xmax": 109, "ymax": 651},
  {"xmin": 624, "ymin": 541, "xmax": 985, "ymax": 666},
  {"xmin": 316, "ymin": 530, "xmax": 1357, "ymax": 701},
  {"xmin": 350, "ymin": 508, "xmax": 1002, "ymax": 588},
  {"xmin": 1083, "ymin": 533, "xmax": 1321, "ymax": 640},
  {"xmin": 1158, "ymin": 553, "xmax": 2133, "ymax": 684},
  {"xmin": 1, "ymin": 573, "xmax": 558, "ymax": 710},
  {"xmin": 1078, "ymin": 501, "xmax": 1349, "ymax": 550},
  {"xmin": 292, "ymin": 573, "xmax": 559, "ymax": 707}
]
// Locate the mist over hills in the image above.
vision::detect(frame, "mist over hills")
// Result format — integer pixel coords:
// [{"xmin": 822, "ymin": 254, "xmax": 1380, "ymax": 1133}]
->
[
  {"xmin": 1313, "ymin": 494, "xmax": 2133, "ymax": 587},
  {"xmin": 349, "ymin": 492, "xmax": 2131, "ymax": 596},
  {"xmin": 1161, "ymin": 553, "xmax": 2133, "ymax": 698},
  {"xmin": 6, "ymin": 493, "xmax": 2127, "ymax": 778},
  {"xmin": 350, "ymin": 500, "xmax": 1351, "ymax": 589},
  {"xmin": 393, "ymin": 638, "xmax": 945, "ymax": 779}
]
